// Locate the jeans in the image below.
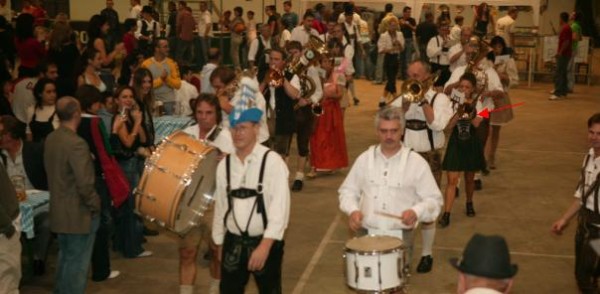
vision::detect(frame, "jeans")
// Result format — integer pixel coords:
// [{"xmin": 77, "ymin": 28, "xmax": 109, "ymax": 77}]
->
[
  {"xmin": 375, "ymin": 53, "xmax": 385, "ymax": 82},
  {"xmin": 176, "ymin": 39, "xmax": 193, "ymax": 66},
  {"xmin": 363, "ymin": 42, "xmax": 376, "ymax": 80},
  {"xmin": 114, "ymin": 157, "xmax": 144, "ymax": 258},
  {"xmin": 554, "ymin": 55, "xmax": 569, "ymax": 96},
  {"xmin": 567, "ymin": 54, "xmax": 576, "ymax": 91},
  {"xmin": 400, "ymin": 38, "xmax": 415, "ymax": 79},
  {"xmin": 91, "ymin": 177, "xmax": 113, "ymax": 281},
  {"xmin": 55, "ymin": 216, "xmax": 99, "ymax": 294},
  {"xmin": 198, "ymin": 36, "xmax": 210, "ymax": 66}
]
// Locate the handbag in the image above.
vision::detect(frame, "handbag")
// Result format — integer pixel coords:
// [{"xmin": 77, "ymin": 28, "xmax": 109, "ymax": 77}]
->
[{"xmin": 91, "ymin": 117, "xmax": 130, "ymax": 208}]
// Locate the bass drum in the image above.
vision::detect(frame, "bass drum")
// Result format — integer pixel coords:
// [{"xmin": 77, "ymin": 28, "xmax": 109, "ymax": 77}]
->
[{"xmin": 136, "ymin": 131, "xmax": 219, "ymax": 235}]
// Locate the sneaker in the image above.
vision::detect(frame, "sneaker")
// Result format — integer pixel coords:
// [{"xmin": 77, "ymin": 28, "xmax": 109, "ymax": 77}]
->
[
  {"xmin": 108, "ymin": 270, "xmax": 121, "ymax": 279},
  {"xmin": 137, "ymin": 250, "xmax": 153, "ymax": 258},
  {"xmin": 291, "ymin": 179, "xmax": 303, "ymax": 192},
  {"xmin": 416, "ymin": 255, "xmax": 433, "ymax": 273},
  {"xmin": 549, "ymin": 95, "xmax": 565, "ymax": 101}
]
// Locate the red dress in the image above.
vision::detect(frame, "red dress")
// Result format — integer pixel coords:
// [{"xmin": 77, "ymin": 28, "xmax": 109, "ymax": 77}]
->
[{"xmin": 310, "ymin": 72, "xmax": 348, "ymax": 170}]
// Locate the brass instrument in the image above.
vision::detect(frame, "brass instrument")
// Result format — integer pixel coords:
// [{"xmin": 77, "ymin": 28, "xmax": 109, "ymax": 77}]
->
[
  {"xmin": 457, "ymin": 36, "xmax": 490, "ymax": 120},
  {"xmin": 287, "ymin": 35, "xmax": 328, "ymax": 116},
  {"xmin": 268, "ymin": 67, "xmax": 284, "ymax": 88},
  {"xmin": 386, "ymin": 73, "xmax": 439, "ymax": 105}
]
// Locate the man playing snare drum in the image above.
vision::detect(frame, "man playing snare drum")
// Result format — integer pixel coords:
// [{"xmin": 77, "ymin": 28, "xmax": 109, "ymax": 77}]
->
[
  {"xmin": 179, "ymin": 93, "xmax": 235, "ymax": 294},
  {"xmin": 338, "ymin": 107, "xmax": 443, "ymax": 270}
]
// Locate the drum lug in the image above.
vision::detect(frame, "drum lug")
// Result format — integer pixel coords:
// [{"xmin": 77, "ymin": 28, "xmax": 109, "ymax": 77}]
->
[{"xmin": 145, "ymin": 215, "xmax": 156, "ymax": 222}]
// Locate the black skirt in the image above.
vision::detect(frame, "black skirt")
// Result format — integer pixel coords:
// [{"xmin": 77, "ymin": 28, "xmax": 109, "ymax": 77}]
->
[{"xmin": 442, "ymin": 121, "xmax": 486, "ymax": 172}]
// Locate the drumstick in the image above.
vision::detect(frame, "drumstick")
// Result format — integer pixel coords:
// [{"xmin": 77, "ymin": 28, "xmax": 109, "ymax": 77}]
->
[{"xmin": 376, "ymin": 211, "xmax": 404, "ymax": 220}]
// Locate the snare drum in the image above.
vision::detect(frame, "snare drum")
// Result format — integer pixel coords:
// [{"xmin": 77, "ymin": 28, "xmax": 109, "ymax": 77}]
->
[
  {"xmin": 136, "ymin": 131, "xmax": 219, "ymax": 235},
  {"xmin": 344, "ymin": 235, "xmax": 406, "ymax": 293}
]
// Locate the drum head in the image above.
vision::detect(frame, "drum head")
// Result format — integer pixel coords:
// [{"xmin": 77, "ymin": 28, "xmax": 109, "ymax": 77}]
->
[{"xmin": 346, "ymin": 235, "xmax": 403, "ymax": 253}]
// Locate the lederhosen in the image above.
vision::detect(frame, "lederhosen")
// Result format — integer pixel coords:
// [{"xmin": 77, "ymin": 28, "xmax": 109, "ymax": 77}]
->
[
  {"xmin": 29, "ymin": 110, "xmax": 56, "ymax": 142},
  {"xmin": 139, "ymin": 20, "xmax": 157, "ymax": 57},
  {"xmin": 405, "ymin": 94, "xmax": 442, "ymax": 186},
  {"xmin": 575, "ymin": 154, "xmax": 600, "ymax": 292},
  {"xmin": 220, "ymin": 151, "xmax": 284, "ymax": 293},
  {"xmin": 430, "ymin": 36, "xmax": 451, "ymax": 87}
]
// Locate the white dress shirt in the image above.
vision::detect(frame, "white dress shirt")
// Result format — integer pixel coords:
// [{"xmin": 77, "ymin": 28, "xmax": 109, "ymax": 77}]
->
[
  {"xmin": 200, "ymin": 63, "xmax": 217, "ymax": 94},
  {"xmin": 212, "ymin": 144, "xmax": 290, "ymax": 244},
  {"xmin": 427, "ymin": 35, "xmax": 451, "ymax": 65},
  {"xmin": 11, "ymin": 78, "xmax": 38, "ymax": 124},
  {"xmin": 183, "ymin": 124, "xmax": 235, "ymax": 155},
  {"xmin": 339, "ymin": 145, "xmax": 443, "ymax": 231},
  {"xmin": 2, "ymin": 143, "xmax": 34, "ymax": 190},
  {"xmin": 135, "ymin": 19, "xmax": 160, "ymax": 40},
  {"xmin": 445, "ymin": 61, "xmax": 504, "ymax": 112},
  {"xmin": 290, "ymin": 26, "xmax": 319, "ymax": 46},
  {"xmin": 465, "ymin": 288, "xmax": 503, "ymax": 294},
  {"xmin": 337, "ymin": 12, "xmax": 362, "ymax": 26},
  {"xmin": 175, "ymin": 80, "xmax": 198, "ymax": 116},
  {"xmin": 197, "ymin": 10, "xmax": 212, "ymax": 37},
  {"xmin": 449, "ymin": 43, "xmax": 467, "ymax": 72},
  {"xmin": 378, "ymin": 31, "xmax": 405, "ymax": 54},
  {"xmin": 279, "ymin": 29, "xmax": 291, "ymax": 48},
  {"xmin": 247, "ymin": 36, "xmax": 272, "ymax": 63},
  {"xmin": 129, "ymin": 4, "xmax": 142, "ymax": 19},
  {"xmin": 496, "ymin": 15, "xmax": 515, "ymax": 46},
  {"xmin": 391, "ymin": 89, "xmax": 453, "ymax": 152},
  {"xmin": 575, "ymin": 148, "xmax": 600, "ymax": 212}
]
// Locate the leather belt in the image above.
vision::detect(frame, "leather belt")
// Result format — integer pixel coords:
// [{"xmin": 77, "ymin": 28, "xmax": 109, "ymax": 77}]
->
[{"xmin": 406, "ymin": 119, "xmax": 428, "ymax": 131}]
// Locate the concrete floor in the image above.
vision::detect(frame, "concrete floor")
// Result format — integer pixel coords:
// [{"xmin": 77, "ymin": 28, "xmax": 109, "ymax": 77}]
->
[{"xmin": 21, "ymin": 80, "xmax": 600, "ymax": 293}]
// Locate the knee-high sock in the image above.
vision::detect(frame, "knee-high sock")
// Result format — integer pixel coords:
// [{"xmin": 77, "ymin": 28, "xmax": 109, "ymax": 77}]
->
[
  {"xmin": 421, "ymin": 223, "xmax": 436, "ymax": 256},
  {"xmin": 180, "ymin": 285, "xmax": 194, "ymax": 294}
]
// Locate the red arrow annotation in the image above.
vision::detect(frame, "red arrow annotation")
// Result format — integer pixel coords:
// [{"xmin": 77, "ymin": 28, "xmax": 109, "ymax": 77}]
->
[{"xmin": 477, "ymin": 102, "xmax": 525, "ymax": 119}]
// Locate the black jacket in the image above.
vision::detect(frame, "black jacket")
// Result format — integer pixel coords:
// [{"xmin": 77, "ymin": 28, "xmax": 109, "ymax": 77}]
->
[{"xmin": 1, "ymin": 141, "xmax": 48, "ymax": 190}]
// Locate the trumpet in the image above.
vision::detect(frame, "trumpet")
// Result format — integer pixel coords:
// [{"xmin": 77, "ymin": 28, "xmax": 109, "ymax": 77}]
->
[{"xmin": 387, "ymin": 73, "xmax": 439, "ymax": 105}]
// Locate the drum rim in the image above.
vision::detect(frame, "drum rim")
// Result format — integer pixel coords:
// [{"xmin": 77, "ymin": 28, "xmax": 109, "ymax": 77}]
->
[
  {"xmin": 345, "ymin": 284, "xmax": 404, "ymax": 293},
  {"xmin": 345, "ymin": 234, "xmax": 405, "ymax": 255}
]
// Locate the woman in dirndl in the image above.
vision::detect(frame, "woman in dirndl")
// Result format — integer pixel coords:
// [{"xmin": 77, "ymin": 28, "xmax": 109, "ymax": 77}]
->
[
  {"xmin": 438, "ymin": 72, "xmax": 486, "ymax": 228},
  {"xmin": 309, "ymin": 55, "xmax": 349, "ymax": 175},
  {"xmin": 485, "ymin": 36, "xmax": 517, "ymax": 169}
]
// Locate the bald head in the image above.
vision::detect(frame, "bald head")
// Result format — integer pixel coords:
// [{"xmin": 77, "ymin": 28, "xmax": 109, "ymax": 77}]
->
[
  {"xmin": 56, "ymin": 96, "xmax": 81, "ymax": 122},
  {"xmin": 461, "ymin": 27, "xmax": 473, "ymax": 43}
]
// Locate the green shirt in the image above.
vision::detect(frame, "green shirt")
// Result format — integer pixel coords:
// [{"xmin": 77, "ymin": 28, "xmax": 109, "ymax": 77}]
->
[{"xmin": 571, "ymin": 21, "xmax": 582, "ymax": 51}]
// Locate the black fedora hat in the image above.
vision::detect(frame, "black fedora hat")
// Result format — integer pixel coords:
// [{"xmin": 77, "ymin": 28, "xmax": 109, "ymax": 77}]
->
[{"xmin": 450, "ymin": 233, "xmax": 518, "ymax": 279}]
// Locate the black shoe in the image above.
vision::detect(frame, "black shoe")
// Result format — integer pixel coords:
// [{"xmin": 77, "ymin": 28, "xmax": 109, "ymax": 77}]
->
[
  {"xmin": 291, "ymin": 179, "xmax": 303, "ymax": 191},
  {"xmin": 474, "ymin": 179, "xmax": 482, "ymax": 191},
  {"xmin": 378, "ymin": 101, "xmax": 386, "ymax": 109},
  {"xmin": 455, "ymin": 187, "xmax": 460, "ymax": 198},
  {"xmin": 438, "ymin": 212, "xmax": 450, "ymax": 228},
  {"xmin": 353, "ymin": 97, "xmax": 360, "ymax": 106},
  {"xmin": 33, "ymin": 259, "xmax": 45, "ymax": 276},
  {"xmin": 466, "ymin": 202, "xmax": 476, "ymax": 217},
  {"xmin": 143, "ymin": 226, "xmax": 159, "ymax": 236},
  {"xmin": 416, "ymin": 255, "xmax": 433, "ymax": 273}
]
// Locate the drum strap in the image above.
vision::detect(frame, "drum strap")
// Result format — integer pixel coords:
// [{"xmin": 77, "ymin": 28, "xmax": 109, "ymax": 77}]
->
[
  {"xmin": 224, "ymin": 151, "xmax": 271, "ymax": 237},
  {"xmin": 207, "ymin": 126, "xmax": 222, "ymax": 142}
]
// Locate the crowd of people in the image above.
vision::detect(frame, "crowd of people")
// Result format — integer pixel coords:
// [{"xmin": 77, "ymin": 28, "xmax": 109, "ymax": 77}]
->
[{"xmin": 0, "ymin": 0, "xmax": 595, "ymax": 293}]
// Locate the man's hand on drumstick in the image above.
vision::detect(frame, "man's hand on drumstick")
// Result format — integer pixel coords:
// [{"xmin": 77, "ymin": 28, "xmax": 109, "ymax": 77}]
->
[
  {"xmin": 376, "ymin": 209, "xmax": 418, "ymax": 227},
  {"xmin": 349, "ymin": 211, "xmax": 363, "ymax": 232},
  {"xmin": 248, "ymin": 238, "xmax": 274, "ymax": 271}
]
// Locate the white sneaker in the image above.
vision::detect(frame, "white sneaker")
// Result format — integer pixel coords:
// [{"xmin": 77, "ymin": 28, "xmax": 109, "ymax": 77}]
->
[
  {"xmin": 549, "ymin": 95, "xmax": 565, "ymax": 100},
  {"xmin": 137, "ymin": 250, "xmax": 153, "ymax": 258},
  {"xmin": 108, "ymin": 270, "xmax": 120, "ymax": 279}
]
